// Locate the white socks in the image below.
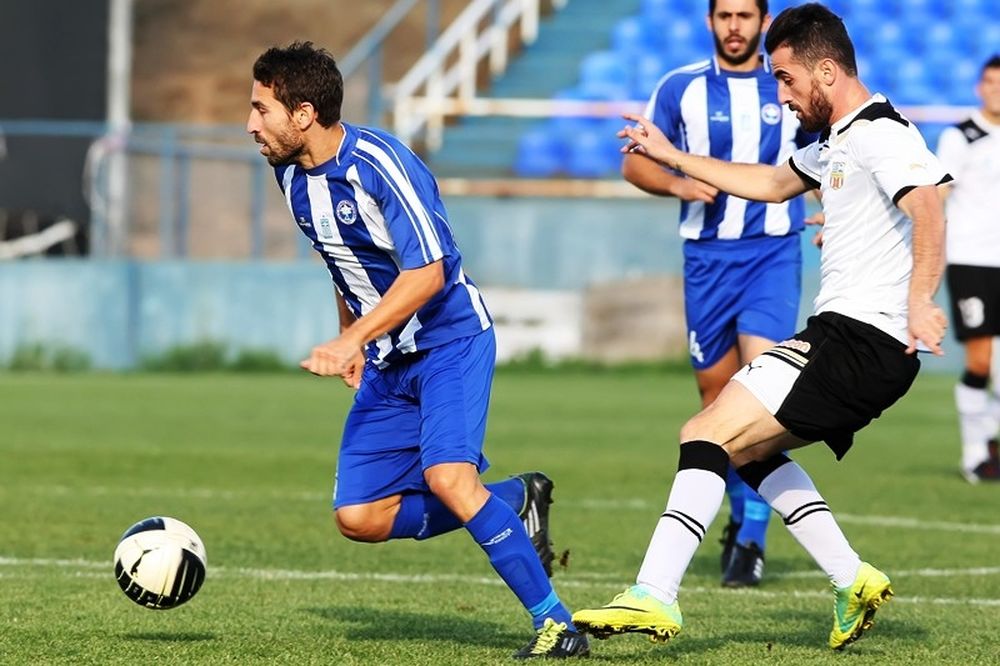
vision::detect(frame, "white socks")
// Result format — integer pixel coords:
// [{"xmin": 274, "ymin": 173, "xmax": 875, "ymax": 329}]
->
[
  {"xmin": 955, "ymin": 382, "xmax": 1000, "ymax": 471},
  {"xmin": 756, "ymin": 460, "xmax": 861, "ymax": 588}
]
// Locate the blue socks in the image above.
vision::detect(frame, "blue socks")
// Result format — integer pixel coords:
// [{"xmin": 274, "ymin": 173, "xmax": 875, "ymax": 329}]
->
[
  {"xmin": 465, "ymin": 494, "xmax": 574, "ymax": 630},
  {"xmin": 389, "ymin": 477, "xmax": 525, "ymax": 540},
  {"xmin": 726, "ymin": 465, "xmax": 770, "ymax": 548}
]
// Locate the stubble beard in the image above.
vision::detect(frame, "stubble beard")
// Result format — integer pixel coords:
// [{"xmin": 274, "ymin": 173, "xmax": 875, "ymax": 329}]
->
[
  {"xmin": 798, "ymin": 79, "xmax": 834, "ymax": 133},
  {"xmin": 264, "ymin": 126, "xmax": 306, "ymax": 166},
  {"xmin": 713, "ymin": 31, "xmax": 762, "ymax": 67}
]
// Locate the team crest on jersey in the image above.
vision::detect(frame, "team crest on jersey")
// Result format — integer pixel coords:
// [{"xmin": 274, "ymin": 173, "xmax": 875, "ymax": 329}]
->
[
  {"xmin": 317, "ymin": 214, "xmax": 335, "ymax": 240},
  {"xmin": 829, "ymin": 162, "xmax": 846, "ymax": 190},
  {"xmin": 760, "ymin": 103, "xmax": 781, "ymax": 125},
  {"xmin": 336, "ymin": 200, "xmax": 357, "ymax": 225}
]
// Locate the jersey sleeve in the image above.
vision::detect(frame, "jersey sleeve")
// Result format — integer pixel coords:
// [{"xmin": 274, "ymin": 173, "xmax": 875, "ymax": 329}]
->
[
  {"xmin": 361, "ymin": 156, "xmax": 446, "ymax": 270},
  {"xmin": 644, "ymin": 77, "xmax": 684, "ymax": 146},
  {"xmin": 934, "ymin": 126, "xmax": 968, "ymax": 183},
  {"xmin": 853, "ymin": 121, "xmax": 952, "ymax": 205},
  {"xmin": 788, "ymin": 142, "xmax": 822, "ymax": 189}
]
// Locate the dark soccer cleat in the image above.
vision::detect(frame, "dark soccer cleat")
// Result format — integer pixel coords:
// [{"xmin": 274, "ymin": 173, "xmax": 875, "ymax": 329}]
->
[
  {"xmin": 515, "ymin": 471, "xmax": 555, "ymax": 577},
  {"xmin": 513, "ymin": 618, "xmax": 590, "ymax": 659},
  {"xmin": 718, "ymin": 518, "xmax": 741, "ymax": 574},
  {"xmin": 722, "ymin": 541, "xmax": 765, "ymax": 587},
  {"xmin": 964, "ymin": 457, "xmax": 1000, "ymax": 483}
]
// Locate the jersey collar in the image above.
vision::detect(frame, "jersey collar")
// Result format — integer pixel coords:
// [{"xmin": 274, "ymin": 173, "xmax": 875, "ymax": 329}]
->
[{"xmin": 302, "ymin": 122, "xmax": 360, "ymax": 176}]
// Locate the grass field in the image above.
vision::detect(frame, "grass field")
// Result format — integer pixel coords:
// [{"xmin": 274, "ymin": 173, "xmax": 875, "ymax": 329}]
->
[{"xmin": 2, "ymin": 369, "xmax": 998, "ymax": 665}]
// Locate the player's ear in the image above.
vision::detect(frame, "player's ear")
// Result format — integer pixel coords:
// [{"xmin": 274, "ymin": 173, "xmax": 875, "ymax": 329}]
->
[
  {"xmin": 818, "ymin": 58, "xmax": 837, "ymax": 85},
  {"xmin": 294, "ymin": 102, "xmax": 316, "ymax": 130},
  {"xmin": 761, "ymin": 13, "xmax": 772, "ymax": 32}
]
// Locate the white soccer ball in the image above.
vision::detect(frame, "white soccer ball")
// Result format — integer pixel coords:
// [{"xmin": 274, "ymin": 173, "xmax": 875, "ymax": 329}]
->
[{"xmin": 113, "ymin": 516, "xmax": 207, "ymax": 610}]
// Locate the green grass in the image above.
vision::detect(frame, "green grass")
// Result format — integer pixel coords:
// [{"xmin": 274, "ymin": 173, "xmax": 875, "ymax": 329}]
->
[{"xmin": 1, "ymin": 370, "xmax": 998, "ymax": 665}]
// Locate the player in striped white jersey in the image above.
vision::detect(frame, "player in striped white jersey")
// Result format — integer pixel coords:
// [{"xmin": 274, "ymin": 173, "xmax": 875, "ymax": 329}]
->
[
  {"xmin": 247, "ymin": 42, "xmax": 587, "ymax": 659},
  {"xmin": 936, "ymin": 55, "xmax": 1000, "ymax": 483},
  {"xmin": 627, "ymin": 0, "xmax": 813, "ymax": 588},
  {"xmin": 575, "ymin": 4, "xmax": 950, "ymax": 650}
]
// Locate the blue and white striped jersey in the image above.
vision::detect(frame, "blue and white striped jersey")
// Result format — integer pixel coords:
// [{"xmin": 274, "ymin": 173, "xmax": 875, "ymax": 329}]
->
[
  {"xmin": 645, "ymin": 56, "xmax": 811, "ymax": 241},
  {"xmin": 275, "ymin": 122, "xmax": 491, "ymax": 369}
]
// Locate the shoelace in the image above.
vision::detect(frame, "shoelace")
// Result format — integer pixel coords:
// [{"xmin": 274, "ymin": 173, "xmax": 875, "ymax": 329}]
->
[{"xmin": 530, "ymin": 619, "xmax": 567, "ymax": 654}]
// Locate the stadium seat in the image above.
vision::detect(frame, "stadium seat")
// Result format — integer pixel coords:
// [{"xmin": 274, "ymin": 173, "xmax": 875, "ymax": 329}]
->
[
  {"xmin": 579, "ymin": 51, "xmax": 631, "ymax": 91},
  {"xmin": 634, "ymin": 52, "xmax": 669, "ymax": 99},
  {"xmin": 514, "ymin": 128, "xmax": 564, "ymax": 177},
  {"xmin": 612, "ymin": 16, "xmax": 662, "ymax": 55},
  {"xmin": 564, "ymin": 126, "xmax": 619, "ymax": 178},
  {"xmin": 946, "ymin": 0, "xmax": 989, "ymax": 19}
]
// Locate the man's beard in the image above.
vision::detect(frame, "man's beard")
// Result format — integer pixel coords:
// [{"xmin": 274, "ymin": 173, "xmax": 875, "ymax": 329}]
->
[
  {"xmin": 713, "ymin": 31, "xmax": 761, "ymax": 67},
  {"xmin": 797, "ymin": 79, "xmax": 834, "ymax": 133},
  {"xmin": 264, "ymin": 127, "xmax": 305, "ymax": 166}
]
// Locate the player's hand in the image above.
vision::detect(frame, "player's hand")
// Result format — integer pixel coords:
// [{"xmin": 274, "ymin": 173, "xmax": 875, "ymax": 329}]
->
[
  {"xmin": 906, "ymin": 299, "xmax": 947, "ymax": 356},
  {"xmin": 805, "ymin": 211, "xmax": 825, "ymax": 247},
  {"xmin": 618, "ymin": 113, "xmax": 678, "ymax": 165},
  {"xmin": 300, "ymin": 336, "xmax": 366, "ymax": 386},
  {"xmin": 673, "ymin": 177, "xmax": 718, "ymax": 204}
]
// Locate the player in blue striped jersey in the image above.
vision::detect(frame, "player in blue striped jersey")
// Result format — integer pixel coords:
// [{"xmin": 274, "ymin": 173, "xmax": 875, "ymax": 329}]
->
[
  {"xmin": 248, "ymin": 42, "xmax": 588, "ymax": 659},
  {"xmin": 623, "ymin": 0, "xmax": 812, "ymax": 587}
]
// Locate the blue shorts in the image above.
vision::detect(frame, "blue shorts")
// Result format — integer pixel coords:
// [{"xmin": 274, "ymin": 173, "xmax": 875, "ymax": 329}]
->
[
  {"xmin": 333, "ymin": 328, "xmax": 495, "ymax": 508},
  {"xmin": 683, "ymin": 234, "xmax": 801, "ymax": 370}
]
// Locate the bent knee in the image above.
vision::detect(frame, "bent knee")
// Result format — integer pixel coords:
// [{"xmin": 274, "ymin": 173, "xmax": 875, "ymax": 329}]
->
[{"xmin": 334, "ymin": 506, "xmax": 392, "ymax": 543}]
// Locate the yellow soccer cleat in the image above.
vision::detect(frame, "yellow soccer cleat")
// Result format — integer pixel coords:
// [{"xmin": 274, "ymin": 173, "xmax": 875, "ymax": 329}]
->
[
  {"xmin": 572, "ymin": 585, "xmax": 683, "ymax": 643},
  {"xmin": 829, "ymin": 562, "xmax": 894, "ymax": 650}
]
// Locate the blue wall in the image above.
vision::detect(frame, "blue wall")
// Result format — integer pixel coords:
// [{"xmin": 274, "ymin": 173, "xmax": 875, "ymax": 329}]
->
[{"xmin": 0, "ymin": 196, "xmax": 963, "ymax": 372}]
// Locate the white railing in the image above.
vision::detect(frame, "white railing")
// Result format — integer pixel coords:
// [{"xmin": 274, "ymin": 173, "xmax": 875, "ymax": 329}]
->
[{"xmin": 393, "ymin": 0, "xmax": 548, "ymax": 150}]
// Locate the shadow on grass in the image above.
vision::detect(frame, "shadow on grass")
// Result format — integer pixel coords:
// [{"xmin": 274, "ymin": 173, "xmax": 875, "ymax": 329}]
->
[
  {"xmin": 123, "ymin": 632, "xmax": 216, "ymax": 642},
  {"xmin": 306, "ymin": 605, "xmax": 524, "ymax": 649},
  {"xmin": 578, "ymin": 608, "xmax": 927, "ymax": 662}
]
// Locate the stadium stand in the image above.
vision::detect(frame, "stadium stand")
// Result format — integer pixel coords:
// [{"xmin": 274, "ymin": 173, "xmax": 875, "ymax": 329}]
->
[{"xmin": 505, "ymin": 0, "xmax": 997, "ymax": 177}]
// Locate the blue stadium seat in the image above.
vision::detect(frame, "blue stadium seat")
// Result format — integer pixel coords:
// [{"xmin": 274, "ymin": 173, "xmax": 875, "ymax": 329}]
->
[
  {"xmin": 947, "ymin": 0, "xmax": 989, "ymax": 19},
  {"xmin": 564, "ymin": 126, "xmax": 619, "ymax": 178},
  {"xmin": 920, "ymin": 22, "xmax": 959, "ymax": 55},
  {"xmin": 904, "ymin": 0, "xmax": 950, "ymax": 19},
  {"xmin": 611, "ymin": 16, "xmax": 662, "ymax": 55},
  {"xmin": 977, "ymin": 24, "xmax": 1000, "ymax": 61},
  {"xmin": 579, "ymin": 51, "xmax": 631, "ymax": 91},
  {"xmin": 514, "ymin": 128, "xmax": 564, "ymax": 177},
  {"xmin": 634, "ymin": 52, "xmax": 669, "ymax": 99}
]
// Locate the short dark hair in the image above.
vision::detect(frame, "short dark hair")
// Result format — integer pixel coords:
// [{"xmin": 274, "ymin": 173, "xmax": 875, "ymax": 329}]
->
[
  {"xmin": 764, "ymin": 2, "xmax": 857, "ymax": 77},
  {"xmin": 709, "ymin": 0, "xmax": 768, "ymax": 15},
  {"xmin": 983, "ymin": 54, "xmax": 1000, "ymax": 77},
  {"xmin": 252, "ymin": 41, "xmax": 343, "ymax": 127}
]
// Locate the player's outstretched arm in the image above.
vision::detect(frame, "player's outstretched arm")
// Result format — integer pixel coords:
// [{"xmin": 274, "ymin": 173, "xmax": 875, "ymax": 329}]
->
[
  {"xmin": 619, "ymin": 113, "xmax": 808, "ymax": 204},
  {"xmin": 301, "ymin": 261, "xmax": 445, "ymax": 383},
  {"xmin": 622, "ymin": 153, "xmax": 718, "ymax": 203},
  {"xmin": 897, "ymin": 184, "xmax": 947, "ymax": 356}
]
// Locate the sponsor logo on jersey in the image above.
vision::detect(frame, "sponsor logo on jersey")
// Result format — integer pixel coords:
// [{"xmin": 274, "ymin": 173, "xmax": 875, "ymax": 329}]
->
[
  {"xmin": 710, "ymin": 110, "xmax": 730, "ymax": 123},
  {"xmin": 297, "ymin": 216, "xmax": 311, "ymax": 228},
  {"xmin": 336, "ymin": 199, "xmax": 357, "ymax": 225},
  {"xmin": 830, "ymin": 162, "xmax": 846, "ymax": 190},
  {"xmin": 317, "ymin": 214, "xmax": 335, "ymax": 240},
  {"xmin": 761, "ymin": 103, "xmax": 782, "ymax": 125}
]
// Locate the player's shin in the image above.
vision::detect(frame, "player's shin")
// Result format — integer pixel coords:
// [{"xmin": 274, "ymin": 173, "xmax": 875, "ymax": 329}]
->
[
  {"xmin": 389, "ymin": 477, "xmax": 526, "ymax": 540},
  {"xmin": 465, "ymin": 494, "xmax": 574, "ymax": 630},
  {"xmin": 737, "ymin": 455, "xmax": 861, "ymax": 587},
  {"xmin": 636, "ymin": 441, "xmax": 728, "ymax": 603}
]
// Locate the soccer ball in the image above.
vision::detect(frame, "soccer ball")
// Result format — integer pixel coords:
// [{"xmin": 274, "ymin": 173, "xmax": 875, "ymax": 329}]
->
[{"xmin": 113, "ymin": 516, "xmax": 207, "ymax": 610}]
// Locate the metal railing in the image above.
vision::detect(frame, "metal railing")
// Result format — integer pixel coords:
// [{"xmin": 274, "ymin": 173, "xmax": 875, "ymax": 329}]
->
[
  {"xmin": 393, "ymin": 0, "xmax": 550, "ymax": 150},
  {"xmin": 339, "ymin": 0, "xmax": 443, "ymax": 126}
]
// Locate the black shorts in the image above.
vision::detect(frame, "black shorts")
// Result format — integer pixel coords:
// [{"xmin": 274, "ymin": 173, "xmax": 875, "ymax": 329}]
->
[
  {"xmin": 732, "ymin": 312, "xmax": 920, "ymax": 459},
  {"xmin": 946, "ymin": 264, "xmax": 1000, "ymax": 341}
]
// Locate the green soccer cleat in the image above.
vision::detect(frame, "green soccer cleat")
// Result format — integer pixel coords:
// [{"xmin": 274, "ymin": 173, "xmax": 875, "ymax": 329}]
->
[
  {"xmin": 829, "ymin": 562, "xmax": 894, "ymax": 650},
  {"xmin": 572, "ymin": 585, "xmax": 683, "ymax": 643},
  {"xmin": 512, "ymin": 618, "xmax": 590, "ymax": 659}
]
